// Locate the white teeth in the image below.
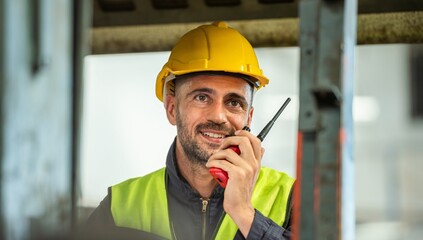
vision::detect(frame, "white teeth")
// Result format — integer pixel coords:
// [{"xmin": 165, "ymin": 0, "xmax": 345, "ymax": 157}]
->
[{"xmin": 202, "ymin": 132, "xmax": 225, "ymax": 139}]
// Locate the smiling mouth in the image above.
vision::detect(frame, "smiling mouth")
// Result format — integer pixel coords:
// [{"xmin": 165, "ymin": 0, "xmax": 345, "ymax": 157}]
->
[{"xmin": 200, "ymin": 131, "xmax": 228, "ymax": 139}]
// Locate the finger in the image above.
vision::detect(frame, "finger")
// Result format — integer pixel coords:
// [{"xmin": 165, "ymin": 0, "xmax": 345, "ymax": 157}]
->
[
  {"xmin": 219, "ymin": 136, "xmax": 256, "ymax": 165},
  {"xmin": 208, "ymin": 148, "xmax": 240, "ymax": 164},
  {"xmin": 207, "ymin": 149, "xmax": 252, "ymax": 173},
  {"xmin": 234, "ymin": 130, "xmax": 262, "ymax": 162},
  {"xmin": 208, "ymin": 155, "xmax": 255, "ymax": 183}
]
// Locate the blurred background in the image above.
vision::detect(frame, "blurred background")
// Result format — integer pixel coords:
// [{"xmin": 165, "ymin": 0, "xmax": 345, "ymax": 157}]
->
[
  {"xmin": 81, "ymin": 44, "xmax": 423, "ymax": 240},
  {"xmin": 1, "ymin": 0, "xmax": 423, "ymax": 239}
]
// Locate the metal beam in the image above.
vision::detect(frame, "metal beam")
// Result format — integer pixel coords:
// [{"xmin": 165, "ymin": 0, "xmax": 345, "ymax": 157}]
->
[
  {"xmin": 91, "ymin": 0, "xmax": 423, "ymax": 28},
  {"xmin": 72, "ymin": 0, "xmax": 92, "ymax": 235},
  {"xmin": 0, "ymin": 0, "xmax": 5, "ymax": 236},
  {"xmin": 357, "ymin": 12, "xmax": 423, "ymax": 44},
  {"xmin": 92, "ymin": 0, "xmax": 298, "ymax": 27},
  {"xmin": 294, "ymin": 0, "xmax": 356, "ymax": 239},
  {"xmin": 90, "ymin": 11, "xmax": 423, "ymax": 54}
]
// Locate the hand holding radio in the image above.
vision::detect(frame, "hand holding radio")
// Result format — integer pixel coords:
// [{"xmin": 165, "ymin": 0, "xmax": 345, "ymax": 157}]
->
[
  {"xmin": 209, "ymin": 98, "xmax": 291, "ymax": 188},
  {"xmin": 208, "ymin": 126, "xmax": 249, "ymax": 188}
]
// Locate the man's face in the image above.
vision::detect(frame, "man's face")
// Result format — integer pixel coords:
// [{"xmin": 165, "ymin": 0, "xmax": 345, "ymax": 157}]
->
[{"xmin": 167, "ymin": 74, "xmax": 254, "ymax": 166}]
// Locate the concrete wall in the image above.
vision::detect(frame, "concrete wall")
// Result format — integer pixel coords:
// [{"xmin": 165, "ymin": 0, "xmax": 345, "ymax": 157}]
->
[{"xmin": 1, "ymin": 0, "xmax": 74, "ymax": 239}]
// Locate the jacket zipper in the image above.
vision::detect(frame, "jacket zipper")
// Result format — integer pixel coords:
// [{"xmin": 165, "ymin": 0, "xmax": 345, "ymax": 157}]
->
[{"xmin": 201, "ymin": 198, "xmax": 209, "ymax": 240}]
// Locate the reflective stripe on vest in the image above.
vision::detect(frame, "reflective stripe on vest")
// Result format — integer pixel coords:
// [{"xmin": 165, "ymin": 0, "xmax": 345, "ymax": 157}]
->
[{"xmin": 111, "ymin": 167, "xmax": 294, "ymax": 240}]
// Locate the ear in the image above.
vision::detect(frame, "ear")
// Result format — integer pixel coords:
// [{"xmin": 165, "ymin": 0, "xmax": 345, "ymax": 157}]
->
[
  {"xmin": 165, "ymin": 95, "xmax": 177, "ymax": 126},
  {"xmin": 247, "ymin": 106, "xmax": 254, "ymax": 127}
]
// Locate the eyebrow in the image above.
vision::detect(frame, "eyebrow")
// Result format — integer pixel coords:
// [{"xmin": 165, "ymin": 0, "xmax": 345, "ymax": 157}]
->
[
  {"xmin": 226, "ymin": 93, "xmax": 249, "ymax": 107},
  {"xmin": 186, "ymin": 88, "xmax": 214, "ymax": 98},
  {"xmin": 186, "ymin": 87, "xmax": 249, "ymax": 104}
]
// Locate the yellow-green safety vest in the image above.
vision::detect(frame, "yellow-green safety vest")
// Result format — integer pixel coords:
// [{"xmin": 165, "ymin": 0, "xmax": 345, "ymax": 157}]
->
[{"xmin": 111, "ymin": 167, "xmax": 294, "ymax": 240}]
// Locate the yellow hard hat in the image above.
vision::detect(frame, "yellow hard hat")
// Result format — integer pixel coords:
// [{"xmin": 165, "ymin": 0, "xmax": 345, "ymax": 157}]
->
[{"xmin": 155, "ymin": 21, "xmax": 269, "ymax": 101}]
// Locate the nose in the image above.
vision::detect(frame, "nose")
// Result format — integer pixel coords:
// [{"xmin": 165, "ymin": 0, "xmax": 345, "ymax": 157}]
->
[{"xmin": 206, "ymin": 101, "xmax": 228, "ymax": 125}]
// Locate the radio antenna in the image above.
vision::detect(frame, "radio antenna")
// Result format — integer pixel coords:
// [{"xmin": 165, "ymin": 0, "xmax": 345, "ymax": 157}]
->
[{"xmin": 257, "ymin": 97, "xmax": 291, "ymax": 142}]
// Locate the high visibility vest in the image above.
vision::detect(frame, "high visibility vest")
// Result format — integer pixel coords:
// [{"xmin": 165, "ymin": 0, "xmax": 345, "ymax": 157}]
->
[{"xmin": 111, "ymin": 167, "xmax": 295, "ymax": 240}]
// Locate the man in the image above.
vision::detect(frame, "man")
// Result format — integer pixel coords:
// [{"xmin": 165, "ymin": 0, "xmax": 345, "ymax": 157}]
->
[{"xmin": 84, "ymin": 21, "xmax": 295, "ymax": 240}]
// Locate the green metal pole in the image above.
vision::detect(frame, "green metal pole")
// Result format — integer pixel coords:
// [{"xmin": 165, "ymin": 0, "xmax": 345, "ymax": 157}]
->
[{"xmin": 295, "ymin": 0, "xmax": 356, "ymax": 239}]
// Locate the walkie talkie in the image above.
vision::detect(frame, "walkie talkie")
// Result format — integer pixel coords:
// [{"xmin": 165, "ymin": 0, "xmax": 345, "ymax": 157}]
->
[{"xmin": 209, "ymin": 97, "xmax": 291, "ymax": 188}]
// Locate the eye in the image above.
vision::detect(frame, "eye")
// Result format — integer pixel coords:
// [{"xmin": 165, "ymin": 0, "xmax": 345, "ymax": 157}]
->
[
  {"xmin": 194, "ymin": 94, "xmax": 208, "ymax": 102},
  {"xmin": 224, "ymin": 94, "xmax": 248, "ymax": 110},
  {"xmin": 227, "ymin": 100, "xmax": 242, "ymax": 108}
]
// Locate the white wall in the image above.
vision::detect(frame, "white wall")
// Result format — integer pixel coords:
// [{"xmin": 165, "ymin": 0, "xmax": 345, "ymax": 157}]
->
[{"xmin": 354, "ymin": 44, "xmax": 423, "ymax": 239}]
